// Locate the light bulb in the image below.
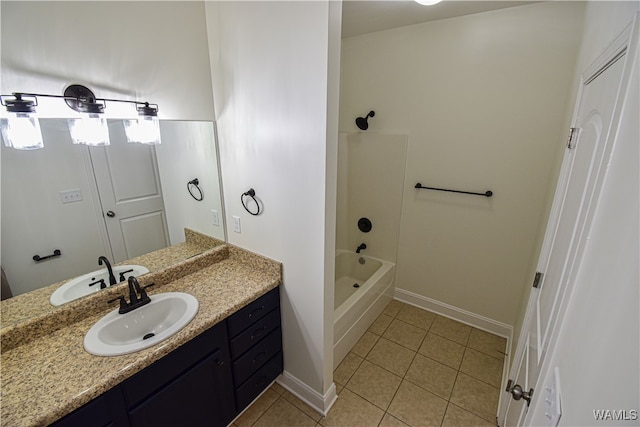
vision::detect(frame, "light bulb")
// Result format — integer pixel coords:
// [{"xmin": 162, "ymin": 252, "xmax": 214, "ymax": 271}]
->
[
  {"xmin": 415, "ymin": 0, "xmax": 442, "ymax": 5},
  {"xmin": 124, "ymin": 115, "xmax": 161, "ymax": 145},
  {"xmin": 1, "ymin": 112, "xmax": 44, "ymax": 150},
  {"xmin": 68, "ymin": 113, "xmax": 110, "ymax": 146}
]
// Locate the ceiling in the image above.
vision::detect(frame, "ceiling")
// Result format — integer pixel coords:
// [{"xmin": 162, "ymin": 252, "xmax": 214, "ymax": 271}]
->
[{"xmin": 341, "ymin": 1, "xmax": 539, "ymax": 38}]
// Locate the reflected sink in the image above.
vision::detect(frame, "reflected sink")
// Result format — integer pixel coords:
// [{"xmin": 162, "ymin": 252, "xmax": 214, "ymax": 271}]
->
[
  {"xmin": 84, "ymin": 292, "xmax": 199, "ymax": 356},
  {"xmin": 50, "ymin": 265, "xmax": 150, "ymax": 306}
]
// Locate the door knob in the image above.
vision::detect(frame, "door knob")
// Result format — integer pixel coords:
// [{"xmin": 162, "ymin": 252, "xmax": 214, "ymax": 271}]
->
[
  {"xmin": 106, "ymin": 211, "xmax": 115, "ymax": 218},
  {"xmin": 508, "ymin": 382, "xmax": 534, "ymax": 406}
]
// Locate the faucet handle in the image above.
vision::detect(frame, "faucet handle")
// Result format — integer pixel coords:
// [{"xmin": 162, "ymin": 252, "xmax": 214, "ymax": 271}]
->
[
  {"xmin": 139, "ymin": 283, "xmax": 155, "ymax": 301},
  {"xmin": 108, "ymin": 295, "xmax": 128, "ymax": 314}
]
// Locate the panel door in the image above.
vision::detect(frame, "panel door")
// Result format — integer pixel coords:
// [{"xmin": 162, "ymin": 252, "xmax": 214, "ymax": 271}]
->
[
  {"xmin": 501, "ymin": 36, "xmax": 630, "ymax": 426},
  {"xmin": 90, "ymin": 122, "xmax": 169, "ymax": 262}
]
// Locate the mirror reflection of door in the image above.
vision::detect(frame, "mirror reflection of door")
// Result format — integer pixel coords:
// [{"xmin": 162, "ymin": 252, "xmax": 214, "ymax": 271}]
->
[{"xmin": 90, "ymin": 122, "xmax": 169, "ymax": 263}]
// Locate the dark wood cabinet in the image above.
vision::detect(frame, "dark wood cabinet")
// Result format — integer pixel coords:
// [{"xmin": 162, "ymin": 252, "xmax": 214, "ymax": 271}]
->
[{"xmin": 51, "ymin": 287, "xmax": 282, "ymax": 427}]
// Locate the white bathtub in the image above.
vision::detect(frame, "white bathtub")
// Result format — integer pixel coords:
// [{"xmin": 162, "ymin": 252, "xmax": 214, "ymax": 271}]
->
[{"xmin": 333, "ymin": 250, "xmax": 395, "ymax": 368}]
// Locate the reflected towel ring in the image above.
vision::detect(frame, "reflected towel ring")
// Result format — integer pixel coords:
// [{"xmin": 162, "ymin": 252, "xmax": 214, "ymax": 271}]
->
[
  {"xmin": 187, "ymin": 178, "xmax": 203, "ymax": 201},
  {"xmin": 241, "ymin": 188, "xmax": 261, "ymax": 216}
]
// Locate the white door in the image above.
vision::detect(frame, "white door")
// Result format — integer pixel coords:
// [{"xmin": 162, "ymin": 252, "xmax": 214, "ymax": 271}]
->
[
  {"xmin": 500, "ymin": 29, "xmax": 633, "ymax": 426},
  {"xmin": 90, "ymin": 122, "xmax": 169, "ymax": 263}
]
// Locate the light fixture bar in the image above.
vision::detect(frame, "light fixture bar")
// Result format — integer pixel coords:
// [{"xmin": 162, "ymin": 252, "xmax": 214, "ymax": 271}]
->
[{"xmin": 0, "ymin": 85, "xmax": 160, "ymax": 149}]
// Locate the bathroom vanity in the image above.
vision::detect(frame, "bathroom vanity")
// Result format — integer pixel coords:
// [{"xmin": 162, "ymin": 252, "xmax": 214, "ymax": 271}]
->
[{"xmin": 0, "ymin": 244, "xmax": 283, "ymax": 427}]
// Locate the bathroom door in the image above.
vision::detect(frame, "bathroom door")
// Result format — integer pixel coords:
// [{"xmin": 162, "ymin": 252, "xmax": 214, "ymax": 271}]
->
[
  {"xmin": 89, "ymin": 122, "xmax": 169, "ymax": 263},
  {"xmin": 500, "ymin": 27, "xmax": 633, "ymax": 426}
]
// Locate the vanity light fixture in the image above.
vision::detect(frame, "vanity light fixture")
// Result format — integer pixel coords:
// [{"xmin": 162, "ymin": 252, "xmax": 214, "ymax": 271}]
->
[
  {"xmin": 414, "ymin": 0, "xmax": 443, "ymax": 5},
  {"xmin": 0, "ymin": 84, "xmax": 161, "ymax": 150}
]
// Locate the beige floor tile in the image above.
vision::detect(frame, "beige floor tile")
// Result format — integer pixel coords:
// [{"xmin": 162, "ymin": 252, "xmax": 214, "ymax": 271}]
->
[
  {"xmin": 382, "ymin": 319, "xmax": 427, "ymax": 351},
  {"xmin": 234, "ymin": 388, "xmax": 279, "ymax": 427},
  {"xmin": 379, "ymin": 413, "xmax": 410, "ymax": 426},
  {"xmin": 387, "ymin": 380, "xmax": 448, "ymax": 427},
  {"xmin": 460, "ymin": 348, "xmax": 504, "ymax": 388},
  {"xmin": 320, "ymin": 388, "xmax": 384, "ymax": 427},
  {"xmin": 345, "ymin": 360, "xmax": 402, "ymax": 410},
  {"xmin": 270, "ymin": 381, "xmax": 286, "ymax": 395},
  {"xmin": 442, "ymin": 403, "xmax": 496, "ymax": 427},
  {"xmin": 352, "ymin": 331, "xmax": 380, "ymax": 357},
  {"xmin": 467, "ymin": 328, "xmax": 507, "ymax": 360},
  {"xmin": 383, "ymin": 300, "xmax": 405, "ymax": 317},
  {"xmin": 430, "ymin": 316, "xmax": 472, "ymax": 345},
  {"xmin": 450, "ymin": 373, "xmax": 500, "ymax": 423},
  {"xmin": 369, "ymin": 313, "xmax": 394, "ymax": 336},
  {"xmin": 366, "ymin": 337, "xmax": 416, "ymax": 377},
  {"xmin": 405, "ymin": 354, "xmax": 458, "ymax": 399},
  {"xmin": 418, "ymin": 333, "xmax": 466, "ymax": 370},
  {"xmin": 253, "ymin": 396, "xmax": 317, "ymax": 427},
  {"xmin": 334, "ymin": 352, "xmax": 363, "ymax": 385},
  {"xmin": 395, "ymin": 304, "xmax": 436, "ymax": 330},
  {"xmin": 282, "ymin": 390, "xmax": 323, "ymax": 422}
]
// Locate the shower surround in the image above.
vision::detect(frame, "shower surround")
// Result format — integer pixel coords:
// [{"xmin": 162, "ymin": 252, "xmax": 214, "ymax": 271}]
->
[{"xmin": 334, "ymin": 132, "xmax": 407, "ymax": 367}]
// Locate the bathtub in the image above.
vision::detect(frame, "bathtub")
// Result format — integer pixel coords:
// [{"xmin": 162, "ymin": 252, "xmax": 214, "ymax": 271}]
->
[{"xmin": 333, "ymin": 250, "xmax": 395, "ymax": 368}]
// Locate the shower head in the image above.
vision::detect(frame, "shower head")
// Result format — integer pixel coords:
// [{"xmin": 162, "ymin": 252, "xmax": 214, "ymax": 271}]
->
[{"xmin": 355, "ymin": 110, "xmax": 375, "ymax": 130}]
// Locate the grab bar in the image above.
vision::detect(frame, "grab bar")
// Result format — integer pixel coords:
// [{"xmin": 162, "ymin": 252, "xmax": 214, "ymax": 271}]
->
[
  {"xmin": 33, "ymin": 249, "xmax": 62, "ymax": 262},
  {"xmin": 415, "ymin": 183, "xmax": 493, "ymax": 198}
]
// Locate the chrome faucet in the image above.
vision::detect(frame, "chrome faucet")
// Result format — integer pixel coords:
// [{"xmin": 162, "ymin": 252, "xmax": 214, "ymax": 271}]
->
[
  {"xmin": 98, "ymin": 256, "xmax": 117, "ymax": 287},
  {"xmin": 356, "ymin": 243, "xmax": 367, "ymax": 254}
]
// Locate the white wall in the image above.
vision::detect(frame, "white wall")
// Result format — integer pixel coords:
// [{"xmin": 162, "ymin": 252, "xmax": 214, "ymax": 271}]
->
[
  {"xmin": 337, "ymin": 133, "xmax": 408, "ymax": 263},
  {"xmin": 1, "ymin": 121, "xmax": 106, "ymax": 295},
  {"xmin": 339, "ymin": 2, "xmax": 584, "ymax": 326},
  {"xmin": 205, "ymin": 0, "xmax": 340, "ymax": 410},
  {"xmin": 156, "ymin": 121, "xmax": 225, "ymax": 244},
  {"xmin": 0, "ymin": 2, "xmax": 216, "ymax": 295},
  {"xmin": 527, "ymin": 4, "xmax": 639, "ymax": 425},
  {"xmin": 0, "ymin": 1, "xmax": 214, "ymax": 121}
]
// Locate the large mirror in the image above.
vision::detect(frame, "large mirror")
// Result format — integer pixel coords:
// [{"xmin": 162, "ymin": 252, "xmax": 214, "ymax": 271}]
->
[{"xmin": 1, "ymin": 119, "xmax": 226, "ymax": 323}]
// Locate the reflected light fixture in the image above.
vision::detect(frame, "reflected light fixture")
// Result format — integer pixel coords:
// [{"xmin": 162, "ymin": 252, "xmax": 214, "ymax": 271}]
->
[
  {"xmin": 415, "ymin": 0, "xmax": 443, "ymax": 5},
  {"xmin": 0, "ymin": 84, "xmax": 161, "ymax": 150}
]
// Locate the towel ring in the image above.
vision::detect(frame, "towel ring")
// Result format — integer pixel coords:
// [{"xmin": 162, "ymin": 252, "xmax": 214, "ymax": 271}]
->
[
  {"xmin": 241, "ymin": 188, "xmax": 261, "ymax": 216},
  {"xmin": 187, "ymin": 178, "xmax": 203, "ymax": 201}
]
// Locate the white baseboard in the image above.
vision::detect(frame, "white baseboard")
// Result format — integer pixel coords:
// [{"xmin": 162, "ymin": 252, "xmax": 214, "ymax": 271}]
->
[
  {"xmin": 276, "ymin": 371, "xmax": 338, "ymax": 417},
  {"xmin": 394, "ymin": 288, "xmax": 513, "ymax": 339}
]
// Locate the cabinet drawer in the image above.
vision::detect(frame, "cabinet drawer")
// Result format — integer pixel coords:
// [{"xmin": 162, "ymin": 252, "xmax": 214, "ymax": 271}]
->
[
  {"xmin": 233, "ymin": 328, "xmax": 282, "ymax": 386},
  {"xmin": 235, "ymin": 352, "xmax": 283, "ymax": 411},
  {"xmin": 227, "ymin": 287, "xmax": 280, "ymax": 337},
  {"xmin": 230, "ymin": 308, "xmax": 281, "ymax": 359}
]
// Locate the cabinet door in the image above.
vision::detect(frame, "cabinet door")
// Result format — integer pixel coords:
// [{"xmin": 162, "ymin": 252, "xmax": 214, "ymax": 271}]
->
[
  {"xmin": 128, "ymin": 349, "xmax": 235, "ymax": 427},
  {"xmin": 50, "ymin": 387, "xmax": 129, "ymax": 427}
]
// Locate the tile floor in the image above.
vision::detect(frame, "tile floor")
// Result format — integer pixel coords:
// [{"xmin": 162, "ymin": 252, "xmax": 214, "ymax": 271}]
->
[{"xmin": 232, "ymin": 300, "xmax": 507, "ymax": 427}]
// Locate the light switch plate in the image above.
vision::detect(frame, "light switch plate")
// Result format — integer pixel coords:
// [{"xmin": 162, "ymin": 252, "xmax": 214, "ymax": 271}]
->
[
  {"xmin": 232, "ymin": 216, "xmax": 241, "ymax": 233},
  {"xmin": 60, "ymin": 189, "xmax": 83, "ymax": 204},
  {"xmin": 544, "ymin": 367, "xmax": 562, "ymax": 427}
]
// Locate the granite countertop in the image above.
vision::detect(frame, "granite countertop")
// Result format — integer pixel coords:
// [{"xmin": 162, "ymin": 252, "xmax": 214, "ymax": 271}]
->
[
  {"xmin": 0, "ymin": 245, "xmax": 282, "ymax": 427},
  {"xmin": 1, "ymin": 229, "xmax": 224, "ymax": 327}
]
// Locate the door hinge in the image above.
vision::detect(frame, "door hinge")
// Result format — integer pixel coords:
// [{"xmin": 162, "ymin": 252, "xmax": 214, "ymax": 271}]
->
[
  {"xmin": 567, "ymin": 127, "xmax": 578, "ymax": 149},
  {"xmin": 533, "ymin": 271, "xmax": 543, "ymax": 288}
]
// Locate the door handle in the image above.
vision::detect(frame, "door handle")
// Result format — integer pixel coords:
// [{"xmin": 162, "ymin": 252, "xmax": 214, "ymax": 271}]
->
[
  {"xmin": 507, "ymin": 382, "xmax": 534, "ymax": 406},
  {"xmin": 106, "ymin": 211, "xmax": 115, "ymax": 218}
]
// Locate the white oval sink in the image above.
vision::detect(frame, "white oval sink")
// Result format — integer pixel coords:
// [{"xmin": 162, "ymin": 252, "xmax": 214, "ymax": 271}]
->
[
  {"xmin": 84, "ymin": 292, "xmax": 199, "ymax": 356},
  {"xmin": 50, "ymin": 265, "xmax": 150, "ymax": 306}
]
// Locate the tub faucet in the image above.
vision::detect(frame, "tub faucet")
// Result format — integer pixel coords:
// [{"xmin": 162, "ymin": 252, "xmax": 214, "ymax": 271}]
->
[
  {"xmin": 356, "ymin": 243, "xmax": 367, "ymax": 254},
  {"xmin": 98, "ymin": 256, "xmax": 117, "ymax": 287}
]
